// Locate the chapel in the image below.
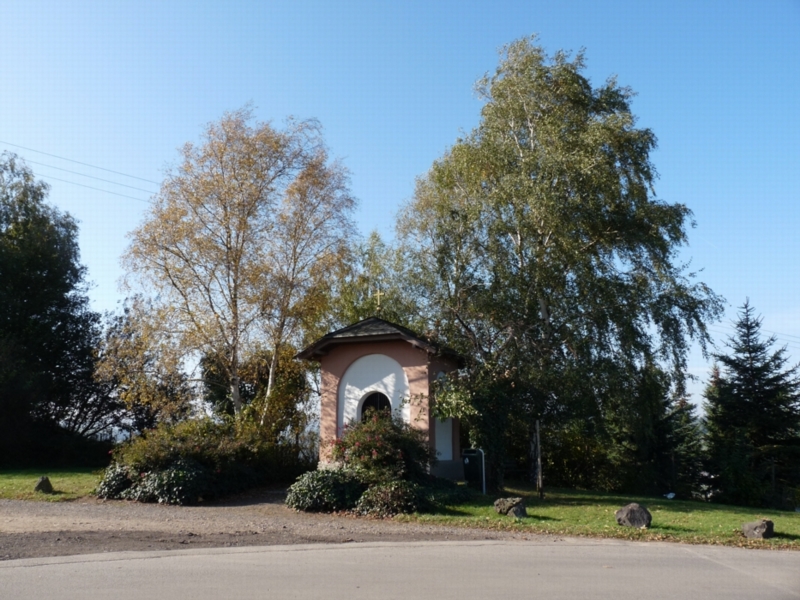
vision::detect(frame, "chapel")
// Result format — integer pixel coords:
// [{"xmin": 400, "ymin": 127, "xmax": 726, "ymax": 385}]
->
[{"xmin": 295, "ymin": 317, "xmax": 464, "ymax": 478}]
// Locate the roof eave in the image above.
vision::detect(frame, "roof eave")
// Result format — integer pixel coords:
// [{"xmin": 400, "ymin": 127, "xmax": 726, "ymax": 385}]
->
[{"xmin": 295, "ymin": 332, "xmax": 435, "ymax": 361}]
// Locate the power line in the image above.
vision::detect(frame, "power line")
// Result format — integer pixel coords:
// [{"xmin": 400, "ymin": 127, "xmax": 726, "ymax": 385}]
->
[
  {"xmin": 0, "ymin": 140, "xmax": 160, "ymax": 185},
  {"xmin": 709, "ymin": 315, "xmax": 800, "ymax": 342},
  {"xmin": 757, "ymin": 328, "xmax": 800, "ymax": 343},
  {"xmin": 706, "ymin": 326, "xmax": 800, "ymax": 354},
  {"xmin": 709, "ymin": 322, "xmax": 800, "ymax": 343},
  {"xmin": 23, "ymin": 158, "xmax": 157, "ymax": 195},
  {"xmin": 33, "ymin": 173, "xmax": 151, "ymax": 204}
]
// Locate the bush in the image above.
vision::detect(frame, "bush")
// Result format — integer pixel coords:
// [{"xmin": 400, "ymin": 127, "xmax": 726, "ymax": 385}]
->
[
  {"xmin": 286, "ymin": 412, "xmax": 472, "ymax": 515},
  {"xmin": 98, "ymin": 418, "xmax": 315, "ymax": 504},
  {"xmin": 285, "ymin": 469, "xmax": 366, "ymax": 512},
  {"xmin": 355, "ymin": 480, "xmax": 421, "ymax": 517},
  {"xmin": 95, "ymin": 463, "xmax": 133, "ymax": 499},
  {"xmin": 331, "ymin": 411, "xmax": 435, "ymax": 484},
  {"xmin": 119, "ymin": 458, "xmax": 210, "ymax": 505}
]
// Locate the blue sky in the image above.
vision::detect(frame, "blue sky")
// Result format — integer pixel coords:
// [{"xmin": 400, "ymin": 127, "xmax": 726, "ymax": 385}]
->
[{"xmin": 2, "ymin": 1, "xmax": 798, "ymax": 403}]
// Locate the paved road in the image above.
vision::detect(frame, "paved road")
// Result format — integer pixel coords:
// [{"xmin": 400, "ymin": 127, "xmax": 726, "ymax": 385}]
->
[{"xmin": 1, "ymin": 539, "xmax": 798, "ymax": 599}]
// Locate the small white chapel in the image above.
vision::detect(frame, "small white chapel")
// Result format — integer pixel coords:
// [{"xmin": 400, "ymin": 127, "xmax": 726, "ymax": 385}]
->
[{"xmin": 295, "ymin": 317, "xmax": 464, "ymax": 479}]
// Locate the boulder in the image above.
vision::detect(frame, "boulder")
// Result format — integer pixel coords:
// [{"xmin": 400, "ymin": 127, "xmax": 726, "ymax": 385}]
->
[
  {"xmin": 742, "ymin": 519, "xmax": 774, "ymax": 539},
  {"xmin": 494, "ymin": 497, "xmax": 527, "ymax": 518},
  {"xmin": 615, "ymin": 502, "xmax": 652, "ymax": 528},
  {"xmin": 34, "ymin": 476, "xmax": 54, "ymax": 494}
]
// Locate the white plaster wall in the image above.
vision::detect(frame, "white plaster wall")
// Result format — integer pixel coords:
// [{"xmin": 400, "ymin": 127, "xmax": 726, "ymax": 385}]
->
[
  {"xmin": 338, "ymin": 354, "xmax": 410, "ymax": 431},
  {"xmin": 435, "ymin": 418, "xmax": 453, "ymax": 460}
]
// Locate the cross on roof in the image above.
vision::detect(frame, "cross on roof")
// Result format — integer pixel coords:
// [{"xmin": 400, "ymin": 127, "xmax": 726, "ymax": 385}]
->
[{"xmin": 374, "ymin": 286, "xmax": 384, "ymax": 314}]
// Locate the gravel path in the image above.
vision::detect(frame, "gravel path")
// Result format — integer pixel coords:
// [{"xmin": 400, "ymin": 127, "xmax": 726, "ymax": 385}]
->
[{"xmin": 0, "ymin": 489, "xmax": 545, "ymax": 560}]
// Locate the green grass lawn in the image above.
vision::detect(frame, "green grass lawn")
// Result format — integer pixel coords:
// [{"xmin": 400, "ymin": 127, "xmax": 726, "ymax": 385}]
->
[
  {"xmin": 2, "ymin": 470, "xmax": 799, "ymax": 550},
  {"xmin": 0, "ymin": 468, "xmax": 103, "ymax": 501},
  {"xmin": 399, "ymin": 482, "xmax": 800, "ymax": 550}
]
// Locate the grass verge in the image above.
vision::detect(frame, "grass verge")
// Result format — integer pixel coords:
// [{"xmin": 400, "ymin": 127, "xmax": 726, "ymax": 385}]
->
[
  {"xmin": 398, "ymin": 482, "xmax": 800, "ymax": 550},
  {"xmin": 0, "ymin": 468, "xmax": 102, "ymax": 501}
]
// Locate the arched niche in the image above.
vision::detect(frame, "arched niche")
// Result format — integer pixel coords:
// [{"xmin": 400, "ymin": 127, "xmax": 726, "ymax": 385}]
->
[{"xmin": 338, "ymin": 354, "xmax": 410, "ymax": 431}]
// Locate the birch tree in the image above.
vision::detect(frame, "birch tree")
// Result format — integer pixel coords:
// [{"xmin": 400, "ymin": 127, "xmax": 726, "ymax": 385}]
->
[
  {"xmin": 399, "ymin": 37, "xmax": 722, "ymax": 488},
  {"xmin": 258, "ymin": 147, "xmax": 355, "ymax": 423},
  {"xmin": 125, "ymin": 108, "xmax": 354, "ymax": 417}
]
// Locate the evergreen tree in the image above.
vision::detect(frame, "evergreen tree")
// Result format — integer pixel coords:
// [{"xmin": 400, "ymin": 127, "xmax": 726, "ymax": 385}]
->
[
  {"xmin": 704, "ymin": 300, "xmax": 800, "ymax": 507},
  {"xmin": 599, "ymin": 366, "xmax": 704, "ymax": 497},
  {"xmin": 662, "ymin": 397, "xmax": 705, "ymax": 499},
  {"xmin": 1, "ymin": 153, "xmax": 115, "ymax": 465}
]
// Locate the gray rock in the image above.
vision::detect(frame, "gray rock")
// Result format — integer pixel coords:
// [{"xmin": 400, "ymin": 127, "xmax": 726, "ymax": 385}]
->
[
  {"xmin": 615, "ymin": 502, "xmax": 652, "ymax": 528},
  {"xmin": 34, "ymin": 476, "xmax": 54, "ymax": 494},
  {"xmin": 742, "ymin": 519, "xmax": 774, "ymax": 539},
  {"xmin": 494, "ymin": 497, "xmax": 527, "ymax": 518}
]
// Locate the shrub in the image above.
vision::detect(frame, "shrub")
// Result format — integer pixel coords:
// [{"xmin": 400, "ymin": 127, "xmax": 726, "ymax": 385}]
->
[
  {"xmin": 99, "ymin": 417, "xmax": 315, "ymax": 504},
  {"xmin": 286, "ymin": 412, "xmax": 471, "ymax": 515},
  {"xmin": 285, "ymin": 469, "xmax": 366, "ymax": 512},
  {"xmin": 120, "ymin": 459, "xmax": 210, "ymax": 505},
  {"xmin": 331, "ymin": 411, "xmax": 435, "ymax": 484},
  {"xmin": 95, "ymin": 463, "xmax": 133, "ymax": 499},
  {"xmin": 355, "ymin": 480, "xmax": 421, "ymax": 517}
]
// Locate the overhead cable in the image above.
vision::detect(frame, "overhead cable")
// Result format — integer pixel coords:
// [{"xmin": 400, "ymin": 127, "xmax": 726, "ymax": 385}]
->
[
  {"xmin": 0, "ymin": 140, "xmax": 160, "ymax": 185},
  {"xmin": 23, "ymin": 158, "xmax": 157, "ymax": 195},
  {"xmin": 33, "ymin": 173, "xmax": 151, "ymax": 203}
]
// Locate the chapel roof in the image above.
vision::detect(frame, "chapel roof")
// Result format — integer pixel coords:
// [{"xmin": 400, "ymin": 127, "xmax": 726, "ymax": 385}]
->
[{"xmin": 295, "ymin": 316, "xmax": 463, "ymax": 364}]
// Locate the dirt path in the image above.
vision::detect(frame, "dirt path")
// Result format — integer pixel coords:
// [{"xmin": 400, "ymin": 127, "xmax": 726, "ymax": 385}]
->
[{"xmin": 0, "ymin": 488, "xmax": 544, "ymax": 560}]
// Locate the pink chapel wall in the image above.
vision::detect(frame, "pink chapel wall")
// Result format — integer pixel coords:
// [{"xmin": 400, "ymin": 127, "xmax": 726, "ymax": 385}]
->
[{"xmin": 317, "ymin": 339, "xmax": 459, "ymax": 463}]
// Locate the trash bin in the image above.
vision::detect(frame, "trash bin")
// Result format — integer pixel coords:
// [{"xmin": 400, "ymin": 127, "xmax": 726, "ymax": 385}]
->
[{"xmin": 462, "ymin": 448, "xmax": 486, "ymax": 494}]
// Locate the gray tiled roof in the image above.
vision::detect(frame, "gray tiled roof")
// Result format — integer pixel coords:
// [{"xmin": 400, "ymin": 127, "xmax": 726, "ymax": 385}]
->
[
  {"xmin": 325, "ymin": 317, "xmax": 423, "ymax": 340},
  {"xmin": 295, "ymin": 317, "xmax": 462, "ymax": 363}
]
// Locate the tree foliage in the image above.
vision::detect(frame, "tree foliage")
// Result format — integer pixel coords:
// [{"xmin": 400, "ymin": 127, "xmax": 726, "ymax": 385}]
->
[
  {"xmin": 399, "ymin": 37, "xmax": 722, "ymax": 489},
  {"xmin": 331, "ymin": 231, "xmax": 425, "ymax": 331},
  {"xmin": 704, "ymin": 300, "xmax": 800, "ymax": 507},
  {"xmin": 124, "ymin": 107, "xmax": 355, "ymax": 417},
  {"xmin": 0, "ymin": 153, "xmax": 115, "ymax": 464},
  {"xmin": 95, "ymin": 298, "xmax": 193, "ymax": 435},
  {"xmin": 200, "ymin": 344, "xmax": 316, "ymax": 448}
]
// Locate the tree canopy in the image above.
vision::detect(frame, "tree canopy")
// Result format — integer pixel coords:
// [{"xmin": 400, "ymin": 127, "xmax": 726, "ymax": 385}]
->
[
  {"xmin": 399, "ymin": 37, "xmax": 723, "ymax": 488},
  {"xmin": 124, "ymin": 107, "xmax": 355, "ymax": 417},
  {"xmin": 0, "ymin": 153, "xmax": 114, "ymax": 465}
]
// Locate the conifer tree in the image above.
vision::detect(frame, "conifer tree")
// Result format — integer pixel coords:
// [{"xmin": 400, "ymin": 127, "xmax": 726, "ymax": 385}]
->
[{"xmin": 704, "ymin": 300, "xmax": 800, "ymax": 507}]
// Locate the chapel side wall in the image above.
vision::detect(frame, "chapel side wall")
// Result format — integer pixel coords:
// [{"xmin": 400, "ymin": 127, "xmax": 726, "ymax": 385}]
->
[
  {"xmin": 427, "ymin": 355, "xmax": 462, "ymax": 460},
  {"xmin": 318, "ymin": 340, "xmax": 430, "ymax": 463},
  {"xmin": 318, "ymin": 354, "xmax": 342, "ymax": 462}
]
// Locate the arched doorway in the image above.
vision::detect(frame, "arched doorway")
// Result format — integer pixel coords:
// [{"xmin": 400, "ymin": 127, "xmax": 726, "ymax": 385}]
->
[{"xmin": 360, "ymin": 392, "xmax": 391, "ymax": 421}]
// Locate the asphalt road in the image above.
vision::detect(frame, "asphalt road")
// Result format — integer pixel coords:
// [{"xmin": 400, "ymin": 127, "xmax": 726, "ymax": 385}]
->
[{"xmin": 1, "ymin": 539, "xmax": 798, "ymax": 599}]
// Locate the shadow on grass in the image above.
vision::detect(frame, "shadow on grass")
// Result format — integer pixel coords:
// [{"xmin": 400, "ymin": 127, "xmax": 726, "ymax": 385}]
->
[
  {"xmin": 37, "ymin": 490, "xmax": 67, "ymax": 497},
  {"xmin": 522, "ymin": 514, "xmax": 559, "ymax": 522},
  {"xmin": 505, "ymin": 482, "xmax": 800, "ymax": 519},
  {"xmin": 423, "ymin": 504, "xmax": 561, "ymax": 521},
  {"xmin": 428, "ymin": 506, "xmax": 480, "ymax": 517},
  {"xmin": 649, "ymin": 524, "xmax": 696, "ymax": 534}
]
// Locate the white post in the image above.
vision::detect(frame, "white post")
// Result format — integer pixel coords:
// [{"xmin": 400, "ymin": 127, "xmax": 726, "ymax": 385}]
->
[
  {"xmin": 478, "ymin": 448, "xmax": 486, "ymax": 495},
  {"xmin": 536, "ymin": 419, "xmax": 543, "ymax": 499}
]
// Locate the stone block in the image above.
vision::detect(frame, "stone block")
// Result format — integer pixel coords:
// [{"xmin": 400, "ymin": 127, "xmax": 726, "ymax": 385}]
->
[
  {"xmin": 742, "ymin": 519, "xmax": 774, "ymax": 539},
  {"xmin": 615, "ymin": 502, "xmax": 652, "ymax": 528},
  {"xmin": 494, "ymin": 497, "xmax": 527, "ymax": 517},
  {"xmin": 34, "ymin": 476, "xmax": 53, "ymax": 494}
]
